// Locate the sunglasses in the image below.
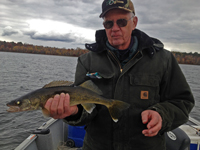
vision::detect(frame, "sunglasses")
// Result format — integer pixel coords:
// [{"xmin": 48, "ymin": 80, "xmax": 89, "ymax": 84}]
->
[{"xmin": 103, "ymin": 16, "xmax": 134, "ymax": 29}]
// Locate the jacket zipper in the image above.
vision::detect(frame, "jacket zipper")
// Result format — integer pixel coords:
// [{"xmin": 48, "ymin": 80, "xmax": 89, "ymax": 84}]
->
[
  {"xmin": 124, "ymin": 51, "xmax": 140, "ymax": 68},
  {"xmin": 109, "ymin": 50, "xmax": 141, "ymax": 73},
  {"xmin": 108, "ymin": 50, "xmax": 123, "ymax": 73}
]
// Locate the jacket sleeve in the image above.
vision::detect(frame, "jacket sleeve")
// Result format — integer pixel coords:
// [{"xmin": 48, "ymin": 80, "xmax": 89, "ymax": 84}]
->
[
  {"xmin": 63, "ymin": 55, "xmax": 98, "ymax": 126},
  {"xmin": 148, "ymin": 52, "xmax": 195, "ymax": 134}
]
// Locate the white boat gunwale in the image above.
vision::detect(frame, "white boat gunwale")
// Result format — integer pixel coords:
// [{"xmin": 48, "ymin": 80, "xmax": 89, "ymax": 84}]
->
[{"xmin": 15, "ymin": 117, "xmax": 200, "ymax": 150}]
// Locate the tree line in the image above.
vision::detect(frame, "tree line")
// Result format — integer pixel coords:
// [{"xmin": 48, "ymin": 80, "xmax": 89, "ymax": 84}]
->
[
  {"xmin": 0, "ymin": 41, "xmax": 200, "ymax": 65},
  {"xmin": 0, "ymin": 41, "xmax": 88, "ymax": 57},
  {"xmin": 172, "ymin": 51, "xmax": 200, "ymax": 65}
]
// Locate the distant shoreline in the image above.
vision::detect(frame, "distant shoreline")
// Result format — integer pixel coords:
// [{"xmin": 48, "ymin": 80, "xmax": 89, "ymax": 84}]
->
[
  {"xmin": 1, "ymin": 41, "xmax": 200, "ymax": 65},
  {"xmin": 0, "ymin": 51, "xmax": 77, "ymax": 58}
]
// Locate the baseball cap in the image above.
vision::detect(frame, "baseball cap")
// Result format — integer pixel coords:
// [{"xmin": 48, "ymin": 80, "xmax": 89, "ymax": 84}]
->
[{"xmin": 99, "ymin": 0, "xmax": 135, "ymax": 18}]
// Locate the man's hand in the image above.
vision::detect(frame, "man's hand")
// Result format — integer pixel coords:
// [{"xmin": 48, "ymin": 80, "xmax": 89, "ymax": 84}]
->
[
  {"xmin": 45, "ymin": 93, "xmax": 78, "ymax": 119},
  {"xmin": 141, "ymin": 110, "xmax": 162, "ymax": 137}
]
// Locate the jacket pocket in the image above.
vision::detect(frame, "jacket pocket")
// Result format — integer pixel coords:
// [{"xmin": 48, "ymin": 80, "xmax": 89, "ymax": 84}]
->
[{"xmin": 129, "ymin": 74, "xmax": 160, "ymax": 109}]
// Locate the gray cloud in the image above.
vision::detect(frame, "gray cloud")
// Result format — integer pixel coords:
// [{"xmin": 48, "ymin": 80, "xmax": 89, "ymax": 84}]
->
[
  {"xmin": 29, "ymin": 32, "xmax": 76, "ymax": 42},
  {"xmin": 22, "ymin": 30, "xmax": 93, "ymax": 45},
  {"xmin": 134, "ymin": 0, "xmax": 200, "ymax": 52},
  {"xmin": 0, "ymin": 0, "xmax": 200, "ymax": 52},
  {"xmin": 2, "ymin": 26, "xmax": 19, "ymax": 36}
]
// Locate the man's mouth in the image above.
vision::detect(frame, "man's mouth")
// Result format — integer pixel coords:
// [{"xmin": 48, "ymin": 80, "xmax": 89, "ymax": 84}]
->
[{"xmin": 112, "ymin": 35, "xmax": 122, "ymax": 39}]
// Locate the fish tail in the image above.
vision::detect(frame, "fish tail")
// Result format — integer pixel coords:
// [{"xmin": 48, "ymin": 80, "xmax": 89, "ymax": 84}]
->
[{"xmin": 108, "ymin": 100, "xmax": 130, "ymax": 122}]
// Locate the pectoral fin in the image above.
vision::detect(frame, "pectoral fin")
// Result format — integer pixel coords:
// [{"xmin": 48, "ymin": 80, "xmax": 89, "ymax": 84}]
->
[{"xmin": 81, "ymin": 103, "xmax": 96, "ymax": 114}]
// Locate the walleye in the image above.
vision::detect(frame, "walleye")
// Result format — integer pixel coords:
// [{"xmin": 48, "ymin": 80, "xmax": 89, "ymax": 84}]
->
[{"xmin": 6, "ymin": 80, "xmax": 130, "ymax": 122}]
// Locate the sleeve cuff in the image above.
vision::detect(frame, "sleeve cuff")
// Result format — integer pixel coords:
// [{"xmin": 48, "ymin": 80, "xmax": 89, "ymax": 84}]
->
[{"xmin": 64, "ymin": 105, "xmax": 83, "ymax": 121}]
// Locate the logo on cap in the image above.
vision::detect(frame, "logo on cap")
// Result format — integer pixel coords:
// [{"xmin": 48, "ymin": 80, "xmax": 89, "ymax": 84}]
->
[
  {"xmin": 100, "ymin": 0, "xmax": 135, "ymax": 18},
  {"xmin": 106, "ymin": 0, "xmax": 124, "ymax": 5}
]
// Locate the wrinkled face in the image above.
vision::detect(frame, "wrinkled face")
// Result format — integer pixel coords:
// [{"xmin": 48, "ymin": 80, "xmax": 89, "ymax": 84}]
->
[{"xmin": 103, "ymin": 9, "xmax": 138, "ymax": 50}]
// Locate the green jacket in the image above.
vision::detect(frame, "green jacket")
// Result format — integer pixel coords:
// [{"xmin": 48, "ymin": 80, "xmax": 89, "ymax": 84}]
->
[{"xmin": 65, "ymin": 29, "xmax": 194, "ymax": 150}]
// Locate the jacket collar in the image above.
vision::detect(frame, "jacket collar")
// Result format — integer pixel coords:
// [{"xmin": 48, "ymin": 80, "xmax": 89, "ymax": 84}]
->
[{"xmin": 85, "ymin": 29, "xmax": 164, "ymax": 57}]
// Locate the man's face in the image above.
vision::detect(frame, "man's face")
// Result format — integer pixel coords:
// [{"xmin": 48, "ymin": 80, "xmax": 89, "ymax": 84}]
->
[{"xmin": 104, "ymin": 9, "xmax": 137, "ymax": 50}]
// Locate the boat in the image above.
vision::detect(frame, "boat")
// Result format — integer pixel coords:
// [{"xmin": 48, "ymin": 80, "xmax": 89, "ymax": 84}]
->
[{"xmin": 15, "ymin": 116, "xmax": 200, "ymax": 150}]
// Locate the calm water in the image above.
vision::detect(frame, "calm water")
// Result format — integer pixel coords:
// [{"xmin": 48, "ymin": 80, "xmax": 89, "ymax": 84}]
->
[{"xmin": 0, "ymin": 52, "xmax": 199, "ymax": 149}]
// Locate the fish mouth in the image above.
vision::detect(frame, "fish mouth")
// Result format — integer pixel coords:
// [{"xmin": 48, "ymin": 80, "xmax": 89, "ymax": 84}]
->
[
  {"xmin": 7, "ymin": 105, "xmax": 20, "ymax": 112},
  {"xmin": 7, "ymin": 103, "xmax": 32, "ymax": 112}
]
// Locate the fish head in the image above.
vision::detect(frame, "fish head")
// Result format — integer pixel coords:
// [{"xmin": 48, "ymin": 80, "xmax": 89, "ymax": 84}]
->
[
  {"xmin": 6, "ymin": 88, "xmax": 44, "ymax": 112},
  {"xmin": 6, "ymin": 98, "xmax": 33, "ymax": 112}
]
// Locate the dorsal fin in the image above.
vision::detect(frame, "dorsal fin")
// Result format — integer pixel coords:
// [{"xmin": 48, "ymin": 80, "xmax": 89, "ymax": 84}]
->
[
  {"xmin": 43, "ymin": 81, "xmax": 74, "ymax": 88},
  {"xmin": 79, "ymin": 80, "xmax": 103, "ymax": 95}
]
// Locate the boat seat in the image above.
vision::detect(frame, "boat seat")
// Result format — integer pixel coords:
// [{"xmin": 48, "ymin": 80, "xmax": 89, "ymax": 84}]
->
[{"xmin": 165, "ymin": 127, "xmax": 190, "ymax": 150}]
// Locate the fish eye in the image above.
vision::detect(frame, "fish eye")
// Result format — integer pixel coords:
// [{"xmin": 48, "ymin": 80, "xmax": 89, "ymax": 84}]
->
[{"xmin": 16, "ymin": 101, "xmax": 21, "ymax": 105}]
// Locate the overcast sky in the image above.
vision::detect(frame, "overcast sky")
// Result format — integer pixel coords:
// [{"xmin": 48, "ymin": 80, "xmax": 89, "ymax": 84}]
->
[{"xmin": 0, "ymin": 0, "xmax": 200, "ymax": 53}]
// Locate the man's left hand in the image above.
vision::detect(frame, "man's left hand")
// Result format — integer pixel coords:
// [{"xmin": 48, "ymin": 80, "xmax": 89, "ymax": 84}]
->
[{"xmin": 141, "ymin": 110, "xmax": 162, "ymax": 137}]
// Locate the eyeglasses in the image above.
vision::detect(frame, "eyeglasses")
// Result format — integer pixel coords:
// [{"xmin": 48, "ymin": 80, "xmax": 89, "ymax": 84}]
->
[{"xmin": 103, "ymin": 16, "xmax": 134, "ymax": 29}]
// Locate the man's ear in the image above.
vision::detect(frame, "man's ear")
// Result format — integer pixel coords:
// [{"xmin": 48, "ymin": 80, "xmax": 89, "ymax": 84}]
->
[{"xmin": 132, "ymin": 16, "xmax": 138, "ymax": 30}]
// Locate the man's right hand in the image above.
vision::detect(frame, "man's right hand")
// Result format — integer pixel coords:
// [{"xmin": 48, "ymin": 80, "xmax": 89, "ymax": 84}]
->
[{"xmin": 45, "ymin": 93, "xmax": 78, "ymax": 119}]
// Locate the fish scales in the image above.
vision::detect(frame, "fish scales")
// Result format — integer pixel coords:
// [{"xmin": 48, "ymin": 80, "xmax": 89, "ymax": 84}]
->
[{"xmin": 6, "ymin": 80, "xmax": 130, "ymax": 122}]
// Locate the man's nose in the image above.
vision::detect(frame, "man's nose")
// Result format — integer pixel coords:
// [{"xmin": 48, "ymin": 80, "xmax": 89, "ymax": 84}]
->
[{"xmin": 111, "ymin": 22, "xmax": 120, "ymax": 31}]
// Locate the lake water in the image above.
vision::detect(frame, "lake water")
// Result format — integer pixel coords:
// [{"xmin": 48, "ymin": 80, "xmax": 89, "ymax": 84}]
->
[{"xmin": 0, "ymin": 52, "xmax": 199, "ymax": 149}]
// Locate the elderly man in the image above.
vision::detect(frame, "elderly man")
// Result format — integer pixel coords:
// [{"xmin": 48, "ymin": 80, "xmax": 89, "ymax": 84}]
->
[{"xmin": 45, "ymin": 0, "xmax": 194, "ymax": 149}]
